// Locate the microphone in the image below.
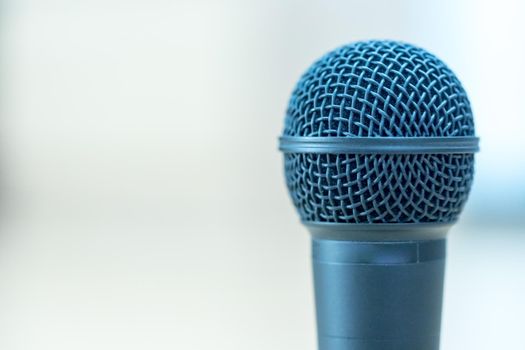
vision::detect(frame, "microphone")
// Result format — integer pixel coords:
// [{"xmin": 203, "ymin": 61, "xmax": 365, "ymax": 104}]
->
[{"xmin": 279, "ymin": 41, "xmax": 479, "ymax": 350}]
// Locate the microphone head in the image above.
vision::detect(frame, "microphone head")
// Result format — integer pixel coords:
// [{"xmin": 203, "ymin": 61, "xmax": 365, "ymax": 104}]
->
[{"xmin": 280, "ymin": 41, "xmax": 478, "ymax": 226}]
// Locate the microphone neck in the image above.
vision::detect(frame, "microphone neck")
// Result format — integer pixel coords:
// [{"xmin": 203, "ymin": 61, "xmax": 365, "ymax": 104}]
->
[{"xmin": 305, "ymin": 221, "xmax": 452, "ymax": 241}]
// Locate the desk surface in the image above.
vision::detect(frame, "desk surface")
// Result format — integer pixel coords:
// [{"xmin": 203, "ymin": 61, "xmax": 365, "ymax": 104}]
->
[{"xmin": 0, "ymin": 219, "xmax": 522, "ymax": 350}]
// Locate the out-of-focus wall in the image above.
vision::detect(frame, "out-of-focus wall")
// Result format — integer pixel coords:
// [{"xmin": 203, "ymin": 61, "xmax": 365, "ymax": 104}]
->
[
  {"xmin": 0, "ymin": 1, "xmax": 523, "ymax": 349},
  {"xmin": 2, "ymin": 0, "xmax": 523, "ymax": 227}
]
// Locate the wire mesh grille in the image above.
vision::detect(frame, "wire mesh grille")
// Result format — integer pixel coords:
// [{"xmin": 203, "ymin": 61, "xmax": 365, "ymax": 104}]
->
[
  {"xmin": 284, "ymin": 41, "xmax": 475, "ymax": 137},
  {"xmin": 282, "ymin": 41, "xmax": 476, "ymax": 224},
  {"xmin": 284, "ymin": 153, "xmax": 474, "ymax": 224}
]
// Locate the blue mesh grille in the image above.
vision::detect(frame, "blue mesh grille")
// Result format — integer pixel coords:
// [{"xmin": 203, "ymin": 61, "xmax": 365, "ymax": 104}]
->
[
  {"xmin": 284, "ymin": 41, "xmax": 475, "ymax": 137},
  {"xmin": 285, "ymin": 153, "xmax": 474, "ymax": 224},
  {"xmin": 282, "ymin": 41, "xmax": 476, "ymax": 224}
]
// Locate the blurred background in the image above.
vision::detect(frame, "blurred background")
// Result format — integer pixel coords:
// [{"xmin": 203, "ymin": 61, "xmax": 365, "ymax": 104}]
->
[{"xmin": 0, "ymin": 0, "xmax": 524, "ymax": 349}]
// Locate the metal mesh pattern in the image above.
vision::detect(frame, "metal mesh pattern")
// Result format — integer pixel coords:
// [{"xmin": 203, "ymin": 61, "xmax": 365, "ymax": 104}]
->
[
  {"xmin": 284, "ymin": 41, "xmax": 475, "ymax": 137},
  {"xmin": 282, "ymin": 41, "xmax": 476, "ymax": 224},
  {"xmin": 285, "ymin": 153, "xmax": 474, "ymax": 223}
]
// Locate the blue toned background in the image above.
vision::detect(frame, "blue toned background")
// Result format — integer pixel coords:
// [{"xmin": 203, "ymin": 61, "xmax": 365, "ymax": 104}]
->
[{"xmin": 0, "ymin": 0, "xmax": 523, "ymax": 349}]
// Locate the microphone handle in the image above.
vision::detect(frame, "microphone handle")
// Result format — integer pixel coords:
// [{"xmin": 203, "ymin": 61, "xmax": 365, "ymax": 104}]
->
[{"xmin": 312, "ymin": 238, "xmax": 446, "ymax": 350}]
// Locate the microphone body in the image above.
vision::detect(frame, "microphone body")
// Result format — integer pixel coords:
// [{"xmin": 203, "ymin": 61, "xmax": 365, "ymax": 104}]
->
[
  {"xmin": 313, "ymin": 238, "xmax": 445, "ymax": 350},
  {"xmin": 279, "ymin": 41, "xmax": 478, "ymax": 350}
]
